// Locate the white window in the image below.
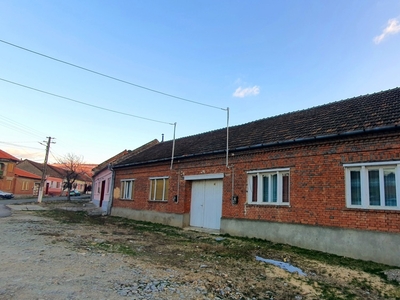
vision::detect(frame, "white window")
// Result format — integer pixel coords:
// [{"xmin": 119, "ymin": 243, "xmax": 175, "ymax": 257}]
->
[
  {"xmin": 345, "ymin": 161, "xmax": 400, "ymax": 210},
  {"xmin": 247, "ymin": 168, "xmax": 290, "ymax": 205},
  {"xmin": 121, "ymin": 179, "xmax": 135, "ymax": 200},
  {"xmin": 149, "ymin": 177, "xmax": 169, "ymax": 201}
]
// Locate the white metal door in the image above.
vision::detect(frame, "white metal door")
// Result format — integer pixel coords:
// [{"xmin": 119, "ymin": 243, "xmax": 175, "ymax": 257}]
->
[
  {"xmin": 190, "ymin": 179, "xmax": 223, "ymax": 229},
  {"xmin": 190, "ymin": 181, "xmax": 205, "ymax": 227}
]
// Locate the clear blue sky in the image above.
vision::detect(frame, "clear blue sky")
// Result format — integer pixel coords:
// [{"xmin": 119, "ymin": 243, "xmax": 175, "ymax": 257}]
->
[{"xmin": 1, "ymin": 0, "xmax": 399, "ymax": 164}]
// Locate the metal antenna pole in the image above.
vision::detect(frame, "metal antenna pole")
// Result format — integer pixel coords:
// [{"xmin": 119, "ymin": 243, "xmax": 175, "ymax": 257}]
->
[
  {"xmin": 170, "ymin": 123, "xmax": 177, "ymax": 169},
  {"xmin": 226, "ymin": 107, "xmax": 230, "ymax": 167}
]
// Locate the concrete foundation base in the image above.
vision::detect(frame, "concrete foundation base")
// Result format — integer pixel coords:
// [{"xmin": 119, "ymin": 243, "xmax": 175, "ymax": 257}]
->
[
  {"xmin": 111, "ymin": 207, "xmax": 189, "ymax": 228},
  {"xmin": 221, "ymin": 218, "xmax": 400, "ymax": 267},
  {"xmin": 92, "ymin": 199, "xmax": 108, "ymax": 212}
]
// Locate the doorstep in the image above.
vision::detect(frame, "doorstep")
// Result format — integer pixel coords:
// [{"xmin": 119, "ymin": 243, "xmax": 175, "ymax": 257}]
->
[{"xmin": 183, "ymin": 226, "xmax": 221, "ymax": 235}]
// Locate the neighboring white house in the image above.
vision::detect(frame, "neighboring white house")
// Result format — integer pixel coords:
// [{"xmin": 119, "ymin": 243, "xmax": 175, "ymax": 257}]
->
[{"xmin": 92, "ymin": 140, "xmax": 159, "ymax": 212}]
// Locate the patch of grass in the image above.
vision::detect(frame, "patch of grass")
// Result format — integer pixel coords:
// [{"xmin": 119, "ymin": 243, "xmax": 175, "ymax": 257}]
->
[
  {"xmin": 36, "ymin": 210, "xmax": 88, "ymax": 223},
  {"xmin": 220, "ymin": 233, "xmax": 394, "ymax": 279},
  {"xmin": 92, "ymin": 242, "xmax": 136, "ymax": 256},
  {"xmin": 350, "ymin": 278, "xmax": 372, "ymax": 291},
  {"xmin": 314, "ymin": 280, "xmax": 359, "ymax": 300},
  {"xmin": 107, "ymin": 216, "xmax": 185, "ymax": 238}
]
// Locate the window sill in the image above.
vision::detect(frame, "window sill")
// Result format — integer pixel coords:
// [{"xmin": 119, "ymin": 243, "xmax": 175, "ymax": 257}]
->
[
  {"xmin": 246, "ymin": 203, "xmax": 290, "ymax": 207},
  {"xmin": 148, "ymin": 200, "xmax": 168, "ymax": 203},
  {"xmin": 119, "ymin": 198, "xmax": 133, "ymax": 201},
  {"xmin": 344, "ymin": 207, "xmax": 400, "ymax": 212}
]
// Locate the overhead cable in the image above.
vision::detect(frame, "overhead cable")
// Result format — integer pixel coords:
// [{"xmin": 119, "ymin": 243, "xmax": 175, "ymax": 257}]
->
[
  {"xmin": 0, "ymin": 77, "xmax": 174, "ymax": 125},
  {"xmin": 0, "ymin": 39, "xmax": 227, "ymax": 111},
  {"xmin": 0, "ymin": 141, "xmax": 44, "ymax": 151},
  {"xmin": 0, "ymin": 114, "xmax": 46, "ymax": 138}
]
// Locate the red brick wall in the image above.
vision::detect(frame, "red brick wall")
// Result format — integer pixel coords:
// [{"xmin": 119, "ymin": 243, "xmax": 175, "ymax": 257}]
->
[
  {"xmin": 13, "ymin": 177, "xmax": 38, "ymax": 196},
  {"xmin": 113, "ymin": 130, "xmax": 400, "ymax": 233}
]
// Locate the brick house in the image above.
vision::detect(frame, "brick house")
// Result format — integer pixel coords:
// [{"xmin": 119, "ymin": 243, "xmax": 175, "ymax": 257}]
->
[
  {"xmin": 0, "ymin": 150, "xmax": 43, "ymax": 197},
  {"xmin": 111, "ymin": 87, "xmax": 400, "ymax": 267},
  {"xmin": 17, "ymin": 159, "xmax": 66, "ymax": 196},
  {"xmin": 0, "ymin": 149, "xmax": 19, "ymax": 193},
  {"xmin": 14, "ymin": 168, "xmax": 42, "ymax": 196}
]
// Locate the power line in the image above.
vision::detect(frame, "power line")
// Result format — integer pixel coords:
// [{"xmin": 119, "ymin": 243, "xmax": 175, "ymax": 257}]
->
[
  {"xmin": 0, "ymin": 39, "xmax": 227, "ymax": 111},
  {"xmin": 0, "ymin": 77, "xmax": 174, "ymax": 125},
  {"xmin": 49, "ymin": 150, "xmax": 61, "ymax": 163},
  {"xmin": 0, "ymin": 114, "xmax": 46, "ymax": 138},
  {"xmin": 0, "ymin": 141, "xmax": 44, "ymax": 151}
]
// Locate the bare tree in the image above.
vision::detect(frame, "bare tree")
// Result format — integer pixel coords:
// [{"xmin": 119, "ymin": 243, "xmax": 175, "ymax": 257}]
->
[{"xmin": 56, "ymin": 153, "xmax": 85, "ymax": 201}]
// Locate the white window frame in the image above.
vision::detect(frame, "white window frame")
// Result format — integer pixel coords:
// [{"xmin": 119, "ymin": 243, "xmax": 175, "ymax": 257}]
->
[
  {"xmin": 121, "ymin": 179, "xmax": 135, "ymax": 200},
  {"xmin": 344, "ymin": 161, "xmax": 400, "ymax": 210},
  {"xmin": 247, "ymin": 168, "xmax": 290, "ymax": 205},
  {"xmin": 149, "ymin": 176, "xmax": 169, "ymax": 201}
]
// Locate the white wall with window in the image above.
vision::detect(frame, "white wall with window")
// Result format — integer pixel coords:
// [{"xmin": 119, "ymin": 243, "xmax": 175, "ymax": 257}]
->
[
  {"xmin": 247, "ymin": 168, "xmax": 290, "ymax": 205},
  {"xmin": 345, "ymin": 161, "xmax": 400, "ymax": 210},
  {"xmin": 121, "ymin": 179, "xmax": 135, "ymax": 200},
  {"xmin": 149, "ymin": 177, "xmax": 169, "ymax": 201}
]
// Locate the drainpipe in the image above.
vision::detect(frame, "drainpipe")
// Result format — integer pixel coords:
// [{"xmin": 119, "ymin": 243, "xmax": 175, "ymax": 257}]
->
[
  {"xmin": 106, "ymin": 164, "xmax": 115, "ymax": 215},
  {"xmin": 90, "ymin": 177, "xmax": 94, "ymax": 204}
]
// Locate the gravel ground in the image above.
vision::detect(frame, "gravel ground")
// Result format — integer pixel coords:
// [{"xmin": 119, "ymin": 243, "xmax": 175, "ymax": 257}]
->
[
  {"xmin": 0, "ymin": 211, "xmax": 212, "ymax": 300},
  {"xmin": 1, "ymin": 204, "xmax": 400, "ymax": 300}
]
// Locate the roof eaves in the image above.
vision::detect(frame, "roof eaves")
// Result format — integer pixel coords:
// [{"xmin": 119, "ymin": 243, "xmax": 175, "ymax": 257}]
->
[
  {"xmin": 230, "ymin": 124, "xmax": 400, "ymax": 153},
  {"xmin": 124, "ymin": 124, "xmax": 400, "ymax": 168}
]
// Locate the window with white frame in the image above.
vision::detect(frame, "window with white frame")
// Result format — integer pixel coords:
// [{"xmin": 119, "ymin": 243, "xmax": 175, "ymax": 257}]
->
[
  {"xmin": 149, "ymin": 177, "xmax": 169, "ymax": 201},
  {"xmin": 247, "ymin": 168, "xmax": 290, "ymax": 205},
  {"xmin": 121, "ymin": 179, "xmax": 135, "ymax": 200},
  {"xmin": 345, "ymin": 161, "xmax": 400, "ymax": 210}
]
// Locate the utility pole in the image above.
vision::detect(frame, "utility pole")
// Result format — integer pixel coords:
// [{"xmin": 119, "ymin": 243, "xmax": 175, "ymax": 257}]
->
[{"xmin": 37, "ymin": 137, "xmax": 55, "ymax": 203}]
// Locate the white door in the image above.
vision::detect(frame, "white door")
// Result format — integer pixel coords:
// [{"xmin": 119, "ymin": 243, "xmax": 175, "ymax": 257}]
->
[{"xmin": 190, "ymin": 179, "xmax": 223, "ymax": 230}]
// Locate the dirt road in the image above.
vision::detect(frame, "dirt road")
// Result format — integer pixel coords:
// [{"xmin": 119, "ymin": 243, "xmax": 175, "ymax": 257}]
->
[
  {"xmin": 0, "ymin": 203, "xmax": 399, "ymax": 299},
  {"xmin": 0, "ymin": 210, "xmax": 210, "ymax": 300}
]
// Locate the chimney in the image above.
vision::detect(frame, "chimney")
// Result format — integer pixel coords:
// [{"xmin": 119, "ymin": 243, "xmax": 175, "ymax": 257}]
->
[{"xmin": 161, "ymin": 134, "xmax": 164, "ymax": 142}]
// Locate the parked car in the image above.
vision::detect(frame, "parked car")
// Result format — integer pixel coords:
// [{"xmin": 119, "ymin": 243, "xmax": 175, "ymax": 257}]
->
[
  {"xmin": 69, "ymin": 190, "xmax": 81, "ymax": 196},
  {"xmin": 0, "ymin": 190, "xmax": 14, "ymax": 199}
]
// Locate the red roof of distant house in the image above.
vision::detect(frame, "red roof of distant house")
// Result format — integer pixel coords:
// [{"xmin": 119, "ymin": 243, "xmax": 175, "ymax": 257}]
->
[
  {"xmin": 51, "ymin": 163, "xmax": 97, "ymax": 176},
  {"xmin": 15, "ymin": 168, "xmax": 42, "ymax": 179},
  {"xmin": 0, "ymin": 149, "xmax": 19, "ymax": 162}
]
